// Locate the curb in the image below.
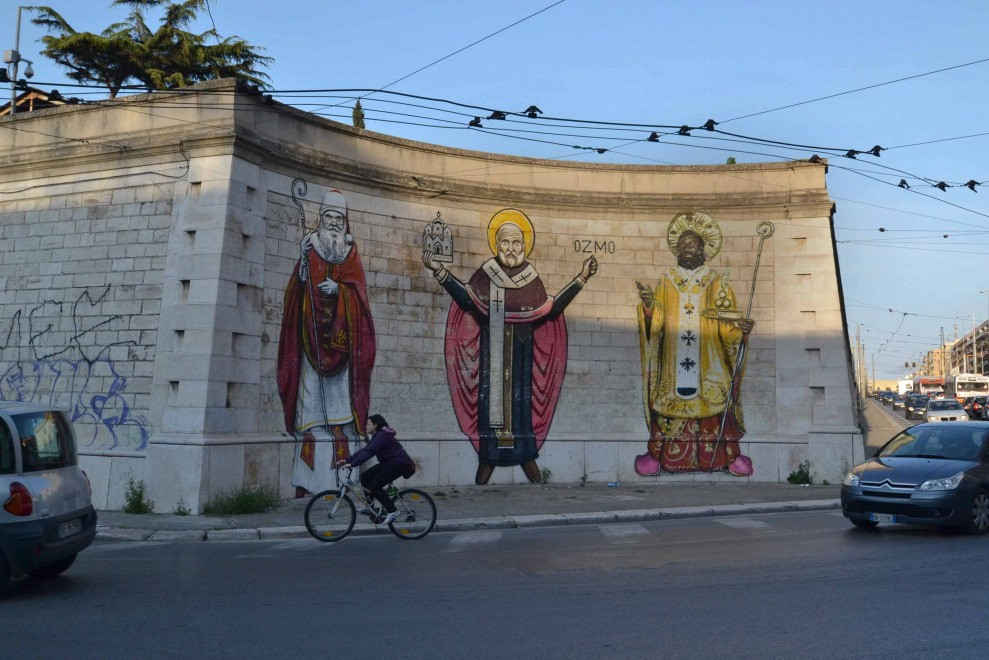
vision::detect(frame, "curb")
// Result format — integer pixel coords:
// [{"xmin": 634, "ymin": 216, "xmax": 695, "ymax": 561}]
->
[{"xmin": 95, "ymin": 499, "xmax": 841, "ymax": 543}]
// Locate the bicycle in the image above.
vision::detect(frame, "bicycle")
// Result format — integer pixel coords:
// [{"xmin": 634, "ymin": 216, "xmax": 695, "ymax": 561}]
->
[{"xmin": 304, "ymin": 465, "xmax": 437, "ymax": 542}]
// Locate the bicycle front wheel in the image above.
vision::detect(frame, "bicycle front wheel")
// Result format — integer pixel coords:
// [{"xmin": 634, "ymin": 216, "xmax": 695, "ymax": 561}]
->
[
  {"xmin": 305, "ymin": 490, "xmax": 356, "ymax": 542},
  {"xmin": 388, "ymin": 488, "xmax": 437, "ymax": 540}
]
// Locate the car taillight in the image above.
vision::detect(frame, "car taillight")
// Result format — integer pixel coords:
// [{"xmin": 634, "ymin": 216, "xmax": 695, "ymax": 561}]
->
[
  {"xmin": 975, "ymin": 404, "xmax": 982, "ymax": 410},
  {"xmin": 4, "ymin": 482, "xmax": 33, "ymax": 517}
]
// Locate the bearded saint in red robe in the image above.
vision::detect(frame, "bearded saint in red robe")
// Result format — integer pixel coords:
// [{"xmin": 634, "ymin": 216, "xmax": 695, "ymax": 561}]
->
[
  {"xmin": 277, "ymin": 189, "xmax": 375, "ymax": 496},
  {"xmin": 424, "ymin": 208, "xmax": 597, "ymax": 485}
]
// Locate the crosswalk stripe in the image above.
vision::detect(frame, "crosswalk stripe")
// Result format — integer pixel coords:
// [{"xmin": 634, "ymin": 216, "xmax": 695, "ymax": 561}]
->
[
  {"xmin": 598, "ymin": 523, "xmax": 650, "ymax": 543},
  {"xmin": 445, "ymin": 530, "xmax": 503, "ymax": 552},
  {"xmin": 713, "ymin": 517, "xmax": 772, "ymax": 529}
]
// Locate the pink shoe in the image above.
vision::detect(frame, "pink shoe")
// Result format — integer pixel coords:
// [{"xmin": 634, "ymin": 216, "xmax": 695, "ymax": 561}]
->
[
  {"xmin": 634, "ymin": 453, "xmax": 660, "ymax": 476},
  {"xmin": 728, "ymin": 455, "xmax": 753, "ymax": 477}
]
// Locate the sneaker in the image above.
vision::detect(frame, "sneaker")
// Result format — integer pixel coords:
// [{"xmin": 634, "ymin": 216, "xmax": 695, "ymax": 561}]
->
[{"xmin": 382, "ymin": 511, "xmax": 399, "ymax": 525}]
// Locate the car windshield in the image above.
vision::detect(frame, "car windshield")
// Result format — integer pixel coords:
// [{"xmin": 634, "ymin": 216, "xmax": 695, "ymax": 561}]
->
[
  {"xmin": 929, "ymin": 400, "xmax": 962, "ymax": 411},
  {"xmin": 12, "ymin": 411, "xmax": 76, "ymax": 472},
  {"xmin": 0, "ymin": 419, "xmax": 14, "ymax": 475},
  {"xmin": 880, "ymin": 426, "xmax": 987, "ymax": 461}
]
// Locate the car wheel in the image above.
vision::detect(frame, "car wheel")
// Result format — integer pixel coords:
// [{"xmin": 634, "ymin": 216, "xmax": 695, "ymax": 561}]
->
[
  {"xmin": 28, "ymin": 553, "xmax": 77, "ymax": 579},
  {"xmin": 968, "ymin": 492, "xmax": 989, "ymax": 534},
  {"xmin": 848, "ymin": 515, "xmax": 879, "ymax": 530}
]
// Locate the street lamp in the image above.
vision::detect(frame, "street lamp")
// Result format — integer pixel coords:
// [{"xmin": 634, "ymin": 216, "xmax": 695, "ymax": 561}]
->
[{"xmin": 4, "ymin": 6, "xmax": 34, "ymax": 120}]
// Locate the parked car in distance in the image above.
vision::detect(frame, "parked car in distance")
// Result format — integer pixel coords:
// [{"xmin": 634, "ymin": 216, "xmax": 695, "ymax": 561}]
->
[
  {"xmin": 962, "ymin": 396, "xmax": 988, "ymax": 421},
  {"xmin": 905, "ymin": 395, "xmax": 930, "ymax": 420},
  {"xmin": 842, "ymin": 421, "xmax": 989, "ymax": 532},
  {"xmin": 892, "ymin": 395, "xmax": 906, "ymax": 410},
  {"xmin": 1, "ymin": 403, "xmax": 96, "ymax": 592},
  {"xmin": 881, "ymin": 392, "xmax": 895, "ymax": 406}
]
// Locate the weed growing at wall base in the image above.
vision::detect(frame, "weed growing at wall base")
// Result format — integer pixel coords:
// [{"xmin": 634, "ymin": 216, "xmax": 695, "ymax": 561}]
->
[
  {"xmin": 203, "ymin": 486, "xmax": 281, "ymax": 515},
  {"xmin": 123, "ymin": 478, "xmax": 154, "ymax": 514},
  {"xmin": 787, "ymin": 460, "xmax": 813, "ymax": 485}
]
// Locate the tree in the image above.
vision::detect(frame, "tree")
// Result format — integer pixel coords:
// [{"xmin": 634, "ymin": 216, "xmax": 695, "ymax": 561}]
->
[{"xmin": 30, "ymin": 0, "xmax": 272, "ymax": 98}]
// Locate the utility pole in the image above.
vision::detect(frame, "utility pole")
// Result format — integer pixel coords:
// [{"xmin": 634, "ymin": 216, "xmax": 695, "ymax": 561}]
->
[
  {"xmin": 4, "ymin": 6, "xmax": 34, "ymax": 120},
  {"xmin": 855, "ymin": 324, "xmax": 862, "ymax": 401},
  {"xmin": 941, "ymin": 326, "xmax": 947, "ymax": 379}
]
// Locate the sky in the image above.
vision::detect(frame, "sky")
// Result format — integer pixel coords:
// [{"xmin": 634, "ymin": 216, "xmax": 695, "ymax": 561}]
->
[{"xmin": 7, "ymin": 0, "xmax": 989, "ymax": 378}]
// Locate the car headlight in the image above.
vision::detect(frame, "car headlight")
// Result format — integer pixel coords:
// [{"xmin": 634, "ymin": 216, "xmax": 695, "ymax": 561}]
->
[
  {"xmin": 842, "ymin": 472, "xmax": 860, "ymax": 487},
  {"xmin": 918, "ymin": 471, "xmax": 965, "ymax": 491},
  {"xmin": 927, "ymin": 416, "xmax": 937, "ymax": 421}
]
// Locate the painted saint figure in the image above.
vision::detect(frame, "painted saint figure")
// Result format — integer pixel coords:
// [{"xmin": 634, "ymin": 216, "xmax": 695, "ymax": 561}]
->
[
  {"xmin": 423, "ymin": 209, "xmax": 598, "ymax": 485},
  {"xmin": 634, "ymin": 212, "xmax": 754, "ymax": 476},
  {"xmin": 277, "ymin": 189, "xmax": 376, "ymax": 496}
]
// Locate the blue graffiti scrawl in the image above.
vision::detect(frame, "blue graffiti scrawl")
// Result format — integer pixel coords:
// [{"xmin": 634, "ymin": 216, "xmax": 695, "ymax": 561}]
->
[{"xmin": 0, "ymin": 285, "xmax": 150, "ymax": 451}]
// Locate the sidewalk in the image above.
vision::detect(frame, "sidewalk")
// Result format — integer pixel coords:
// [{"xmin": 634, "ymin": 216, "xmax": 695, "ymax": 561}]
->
[{"xmin": 96, "ymin": 481, "xmax": 842, "ymax": 543}]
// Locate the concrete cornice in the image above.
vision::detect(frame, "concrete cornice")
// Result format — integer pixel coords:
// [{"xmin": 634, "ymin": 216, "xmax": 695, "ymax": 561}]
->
[
  {"xmin": 232, "ymin": 126, "xmax": 833, "ymax": 216},
  {"xmin": 0, "ymin": 79, "xmax": 833, "ymax": 216}
]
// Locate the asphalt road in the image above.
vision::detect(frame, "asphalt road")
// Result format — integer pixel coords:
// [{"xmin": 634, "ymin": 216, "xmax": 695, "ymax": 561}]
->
[
  {"xmin": 5, "ymin": 509, "xmax": 989, "ymax": 659},
  {"xmin": 864, "ymin": 398, "xmax": 911, "ymax": 453}
]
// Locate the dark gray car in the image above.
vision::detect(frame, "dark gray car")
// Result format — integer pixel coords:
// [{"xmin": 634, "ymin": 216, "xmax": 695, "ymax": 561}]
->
[
  {"xmin": 1, "ymin": 403, "xmax": 97, "ymax": 591},
  {"xmin": 841, "ymin": 422, "xmax": 989, "ymax": 532}
]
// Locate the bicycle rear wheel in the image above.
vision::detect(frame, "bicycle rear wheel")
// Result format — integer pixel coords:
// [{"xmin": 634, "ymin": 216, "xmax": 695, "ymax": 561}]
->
[
  {"xmin": 388, "ymin": 488, "xmax": 437, "ymax": 540},
  {"xmin": 305, "ymin": 490, "xmax": 356, "ymax": 542}
]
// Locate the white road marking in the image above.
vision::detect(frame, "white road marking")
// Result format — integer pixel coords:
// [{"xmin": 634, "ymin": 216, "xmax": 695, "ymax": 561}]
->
[
  {"xmin": 445, "ymin": 530, "xmax": 503, "ymax": 552},
  {"xmin": 598, "ymin": 523, "xmax": 650, "ymax": 543},
  {"xmin": 713, "ymin": 517, "xmax": 772, "ymax": 530}
]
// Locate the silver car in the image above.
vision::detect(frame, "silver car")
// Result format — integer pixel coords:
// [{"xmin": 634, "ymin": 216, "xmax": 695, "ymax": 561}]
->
[
  {"xmin": 924, "ymin": 399, "xmax": 970, "ymax": 423},
  {"xmin": 1, "ymin": 403, "xmax": 96, "ymax": 591}
]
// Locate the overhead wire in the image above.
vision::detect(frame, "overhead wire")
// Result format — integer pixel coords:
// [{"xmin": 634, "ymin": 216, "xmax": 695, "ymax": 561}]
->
[{"xmin": 719, "ymin": 55, "xmax": 989, "ymax": 123}]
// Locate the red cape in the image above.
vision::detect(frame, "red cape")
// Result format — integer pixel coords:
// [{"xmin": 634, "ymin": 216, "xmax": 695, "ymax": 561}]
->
[
  {"xmin": 444, "ymin": 271, "xmax": 568, "ymax": 453},
  {"xmin": 277, "ymin": 245, "xmax": 375, "ymax": 435}
]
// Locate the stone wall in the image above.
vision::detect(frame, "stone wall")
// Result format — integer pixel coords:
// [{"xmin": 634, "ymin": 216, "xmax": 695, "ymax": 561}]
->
[
  {"xmin": 0, "ymin": 181, "xmax": 170, "ymax": 507},
  {"xmin": 0, "ymin": 81, "xmax": 863, "ymax": 511}
]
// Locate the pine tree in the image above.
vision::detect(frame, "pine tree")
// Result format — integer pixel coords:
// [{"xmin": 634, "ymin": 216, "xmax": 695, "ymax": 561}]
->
[{"xmin": 31, "ymin": 1, "xmax": 272, "ymax": 98}]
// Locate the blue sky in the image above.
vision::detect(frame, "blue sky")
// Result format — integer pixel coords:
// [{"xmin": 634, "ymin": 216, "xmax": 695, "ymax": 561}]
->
[{"xmin": 9, "ymin": 0, "xmax": 989, "ymax": 377}]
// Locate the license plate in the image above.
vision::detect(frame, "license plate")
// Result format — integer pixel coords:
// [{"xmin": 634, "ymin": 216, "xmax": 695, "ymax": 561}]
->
[
  {"xmin": 868, "ymin": 513, "xmax": 896, "ymax": 523},
  {"xmin": 58, "ymin": 518, "xmax": 82, "ymax": 538}
]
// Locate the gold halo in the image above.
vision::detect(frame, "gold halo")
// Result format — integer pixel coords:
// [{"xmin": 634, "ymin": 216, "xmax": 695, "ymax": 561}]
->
[
  {"xmin": 487, "ymin": 208, "xmax": 535, "ymax": 256},
  {"xmin": 666, "ymin": 211, "xmax": 723, "ymax": 260}
]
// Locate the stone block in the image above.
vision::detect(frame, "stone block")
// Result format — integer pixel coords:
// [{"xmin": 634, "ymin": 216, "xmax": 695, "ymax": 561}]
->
[
  {"xmin": 106, "ymin": 455, "xmax": 150, "ymax": 510},
  {"xmin": 78, "ymin": 454, "xmax": 111, "ymax": 509},
  {"xmin": 583, "ymin": 441, "xmax": 619, "ymax": 483},
  {"xmin": 401, "ymin": 440, "xmax": 440, "ymax": 488}
]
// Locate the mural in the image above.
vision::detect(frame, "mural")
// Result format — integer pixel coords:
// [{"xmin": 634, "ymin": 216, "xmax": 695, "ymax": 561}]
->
[
  {"xmin": 423, "ymin": 208, "xmax": 598, "ymax": 484},
  {"xmin": 277, "ymin": 184, "xmax": 376, "ymax": 497},
  {"xmin": 634, "ymin": 212, "xmax": 772, "ymax": 476},
  {"xmin": 0, "ymin": 285, "xmax": 150, "ymax": 451}
]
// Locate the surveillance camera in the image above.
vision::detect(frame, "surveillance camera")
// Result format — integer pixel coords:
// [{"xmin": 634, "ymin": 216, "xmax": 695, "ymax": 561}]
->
[{"xmin": 24, "ymin": 63, "xmax": 34, "ymax": 78}]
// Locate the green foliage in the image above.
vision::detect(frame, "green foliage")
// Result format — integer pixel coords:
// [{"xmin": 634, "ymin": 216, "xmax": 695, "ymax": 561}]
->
[
  {"xmin": 203, "ymin": 485, "xmax": 280, "ymax": 515},
  {"xmin": 123, "ymin": 478, "xmax": 154, "ymax": 514},
  {"xmin": 173, "ymin": 499, "xmax": 191, "ymax": 515},
  {"xmin": 29, "ymin": 1, "xmax": 272, "ymax": 98},
  {"xmin": 540, "ymin": 467, "xmax": 552, "ymax": 484},
  {"xmin": 725, "ymin": 156, "xmax": 736, "ymax": 165},
  {"xmin": 787, "ymin": 460, "xmax": 813, "ymax": 485}
]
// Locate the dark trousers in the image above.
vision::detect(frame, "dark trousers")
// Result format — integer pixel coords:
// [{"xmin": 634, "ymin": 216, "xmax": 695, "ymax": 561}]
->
[{"xmin": 360, "ymin": 462, "xmax": 407, "ymax": 512}]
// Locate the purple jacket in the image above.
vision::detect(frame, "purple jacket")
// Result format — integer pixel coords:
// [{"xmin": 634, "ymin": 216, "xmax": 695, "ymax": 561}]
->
[{"xmin": 348, "ymin": 427, "xmax": 414, "ymax": 469}]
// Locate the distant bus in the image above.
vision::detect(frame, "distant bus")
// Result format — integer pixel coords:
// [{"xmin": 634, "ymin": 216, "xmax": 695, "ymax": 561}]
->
[
  {"xmin": 912, "ymin": 376, "xmax": 945, "ymax": 397},
  {"xmin": 897, "ymin": 379, "xmax": 914, "ymax": 396},
  {"xmin": 944, "ymin": 373, "xmax": 989, "ymax": 402}
]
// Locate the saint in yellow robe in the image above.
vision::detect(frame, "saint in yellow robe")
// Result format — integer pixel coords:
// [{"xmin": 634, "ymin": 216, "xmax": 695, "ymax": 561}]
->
[{"xmin": 636, "ymin": 264, "xmax": 746, "ymax": 473}]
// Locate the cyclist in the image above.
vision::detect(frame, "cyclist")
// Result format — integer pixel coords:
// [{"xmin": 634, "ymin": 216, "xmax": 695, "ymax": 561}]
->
[{"xmin": 338, "ymin": 414, "xmax": 415, "ymax": 524}]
